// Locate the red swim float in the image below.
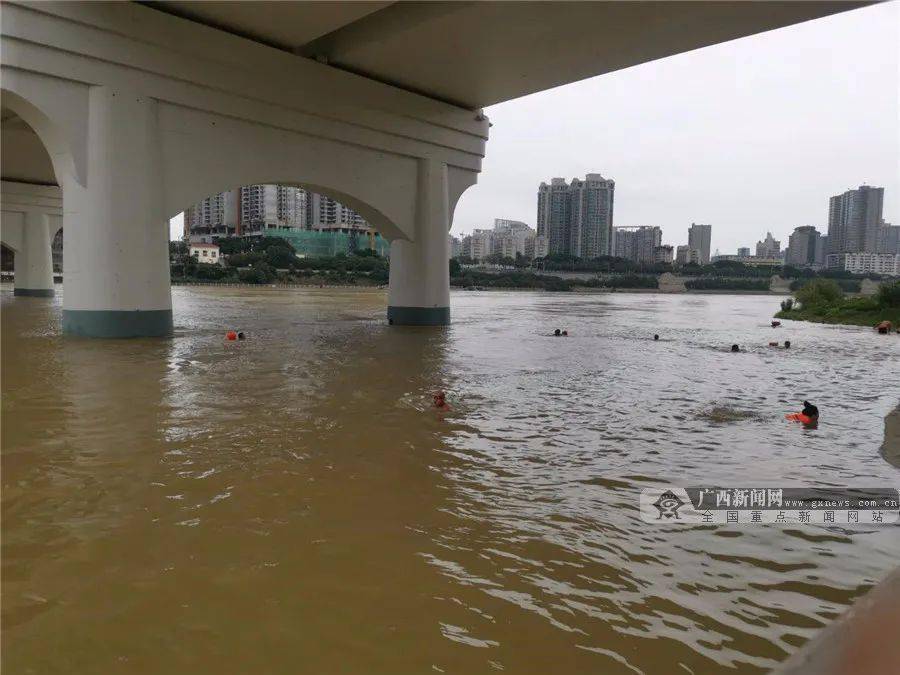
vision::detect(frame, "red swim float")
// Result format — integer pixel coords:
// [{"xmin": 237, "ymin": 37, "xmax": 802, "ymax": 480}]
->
[
  {"xmin": 785, "ymin": 413, "xmax": 812, "ymax": 424},
  {"xmin": 225, "ymin": 330, "xmax": 238, "ymax": 341}
]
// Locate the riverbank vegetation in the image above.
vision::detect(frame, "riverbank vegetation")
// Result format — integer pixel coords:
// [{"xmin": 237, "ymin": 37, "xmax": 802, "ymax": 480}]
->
[
  {"xmin": 170, "ymin": 239, "xmax": 891, "ymax": 296},
  {"xmin": 685, "ymin": 277, "xmax": 770, "ymax": 291},
  {"xmin": 775, "ymin": 279, "xmax": 900, "ymax": 327},
  {"xmin": 171, "ymin": 239, "xmax": 389, "ymax": 286}
]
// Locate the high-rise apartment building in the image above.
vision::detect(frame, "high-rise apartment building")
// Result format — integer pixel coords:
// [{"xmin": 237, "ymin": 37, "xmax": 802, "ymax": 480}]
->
[
  {"xmin": 461, "ymin": 229, "xmax": 494, "ymax": 261},
  {"xmin": 814, "ymin": 236, "xmax": 829, "ymax": 267},
  {"xmin": 878, "ymin": 224, "xmax": 899, "ymax": 254},
  {"xmin": 827, "ymin": 185, "xmax": 884, "ymax": 258},
  {"xmin": 184, "ymin": 185, "xmax": 369, "ymax": 241},
  {"xmin": 675, "ymin": 245, "xmax": 701, "ymax": 265},
  {"xmin": 537, "ymin": 174, "xmax": 614, "ymax": 258},
  {"xmin": 305, "ymin": 192, "xmax": 367, "ymax": 232},
  {"xmin": 785, "ymin": 226, "xmax": 821, "ymax": 267},
  {"xmin": 492, "ymin": 219, "xmax": 536, "ymax": 259},
  {"xmin": 536, "ymin": 178, "xmax": 571, "ymax": 256},
  {"xmin": 687, "ymin": 223, "xmax": 712, "ymax": 264},
  {"xmin": 613, "ymin": 226, "xmax": 661, "ymax": 264},
  {"xmin": 653, "ymin": 245, "xmax": 674, "ymax": 265},
  {"xmin": 755, "ymin": 231, "xmax": 782, "ymax": 259}
]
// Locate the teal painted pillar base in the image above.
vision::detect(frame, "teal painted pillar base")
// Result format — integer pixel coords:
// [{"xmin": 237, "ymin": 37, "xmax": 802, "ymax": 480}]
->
[
  {"xmin": 62, "ymin": 309, "xmax": 173, "ymax": 338},
  {"xmin": 14, "ymin": 287, "xmax": 55, "ymax": 297},
  {"xmin": 387, "ymin": 306, "xmax": 450, "ymax": 326}
]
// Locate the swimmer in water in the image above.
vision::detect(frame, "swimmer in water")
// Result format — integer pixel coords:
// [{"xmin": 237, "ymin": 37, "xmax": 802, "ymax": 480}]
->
[
  {"xmin": 730, "ymin": 344, "xmax": 740, "ymax": 352},
  {"xmin": 653, "ymin": 334, "xmax": 659, "ymax": 341},
  {"xmin": 237, "ymin": 331, "xmax": 246, "ymax": 341},
  {"xmin": 801, "ymin": 400, "xmax": 819, "ymax": 420},
  {"xmin": 784, "ymin": 340, "xmax": 790, "ymax": 349},
  {"xmin": 561, "ymin": 330, "xmax": 568, "ymax": 336},
  {"xmin": 433, "ymin": 391, "xmax": 451, "ymax": 410},
  {"xmin": 554, "ymin": 329, "xmax": 561, "ymax": 336}
]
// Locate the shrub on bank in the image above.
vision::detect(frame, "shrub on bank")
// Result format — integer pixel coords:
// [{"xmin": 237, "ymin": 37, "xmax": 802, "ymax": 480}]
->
[
  {"xmin": 450, "ymin": 270, "xmax": 572, "ymax": 291},
  {"xmin": 794, "ymin": 278, "xmax": 843, "ymax": 308},
  {"xmin": 877, "ymin": 280, "xmax": 900, "ymax": 308},
  {"xmin": 775, "ymin": 279, "xmax": 900, "ymax": 328},
  {"xmin": 790, "ymin": 277, "xmax": 861, "ymax": 293}
]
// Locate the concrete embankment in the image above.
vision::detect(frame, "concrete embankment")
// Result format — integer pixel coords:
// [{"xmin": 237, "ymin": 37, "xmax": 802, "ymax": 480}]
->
[
  {"xmin": 881, "ymin": 404, "xmax": 900, "ymax": 469},
  {"xmin": 777, "ymin": 567, "xmax": 900, "ymax": 674}
]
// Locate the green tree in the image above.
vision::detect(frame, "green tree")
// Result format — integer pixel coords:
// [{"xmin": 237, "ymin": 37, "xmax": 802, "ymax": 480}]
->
[
  {"xmin": 265, "ymin": 245, "xmax": 297, "ymax": 269},
  {"xmin": 877, "ymin": 279, "xmax": 900, "ymax": 308},
  {"xmin": 795, "ymin": 278, "xmax": 843, "ymax": 308}
]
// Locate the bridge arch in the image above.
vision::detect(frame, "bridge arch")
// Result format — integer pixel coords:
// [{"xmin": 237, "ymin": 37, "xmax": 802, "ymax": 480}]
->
[
  {"xmin": 0, "ymin": 88, "xmax": 78, "ymax": 188},
  {"xmin": 159, "ymin": 104, "xmax": 420, "ymax": 243}
]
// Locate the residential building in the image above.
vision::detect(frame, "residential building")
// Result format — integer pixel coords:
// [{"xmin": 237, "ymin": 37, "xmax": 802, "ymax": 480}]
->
[
  {"xmin": 737, "ymin": 247, "xmax": 751, "ymax": 257},
  {"xmin": 184, "ymin": 189, "xmax": 240, "ymax": 240},
  {"xmin": 537, "ymin": 174, "xmax": 614, "ymax": 258},
  {"xmin": 756, "ymin": 231, "xmax": 782, "ymax": 260},
  {"xmin": 449, "ymin": 235, "xmax": 462, "ymax": 259},
  {"xmin": 51, "ymin": 228, "xmax": 63, "ymax": 273},
  {"xmin": 675, "ymin": 245, "xmax": 701, "ymax": 265},
  {"xmin": 653, "ymin": 245, "xmax": 674, "ymax": 265},
  {"xmin": 841, "ymin": 253, "xmax": 900, "ymax": 276},
  {"xmin": 189, "ymin": 242, "xmax": 221, "ymax": 264},
  {"xmin": 785, "ymin": 226, "xmax": 821, "ymax": 267},
  {"xmin": 492, "ymin": 218, "xmax": 536, "ymax": 259},
  {"xmin": 814, "ymin": 235, "xmax": 829, "ymax": 267},
  {"xmin": 613, "ymin": 226, "xmax": 661, "ymax": 264},
  {"xmin": 878, "ymin": 223, "xmax": 900, "ymax": 254},
  {"xmin": 461, "ymin": 229, "xmax": 493, "ymax": 261},
  {"xmin": 827, "ymin": 185, "xmax": 884, "ymax": 259},
  {"xmin": 527, "ymin": 235, "xmax": 549, "ymax": 260},
  {"xmin": 184, "ymin": 185, "xmax": 369, "ymax": 242},
  {"xmin": 536, "ymin": 178, "xmax": 570, "ymax": 256},
  {"xmin": 305, "ymin": 192, "xmax": 367, "ymax": 232},
  {"xmin": 687, "ymin": 223, "xmax": 712, "ymax": 264}
]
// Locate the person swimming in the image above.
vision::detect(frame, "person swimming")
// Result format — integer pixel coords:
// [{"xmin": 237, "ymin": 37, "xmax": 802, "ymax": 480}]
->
[
  {"xmin": 433, "ymin": 391, "xmax": 450, "ymax": 410},
  {"xmin": 730, "ymin": 344, "xmax": 740, "ymax": 352},
  {"xmin": 561, "ymin": 330, "xmax": 568, "ymax": 336},
  {"xmin": 802, "ymin": 400, "xmax": 819, "ymax": 419},
  {"xmin": 554, "ymin": 329, "xmax": 561, "ymax": 336},
  {"xmin": 784, "ymin": 340, "xmax": 790, "ymax": 349},
  {"xmin": 653, "ymin": 334, "xmax": 659, "ymax": 341}
]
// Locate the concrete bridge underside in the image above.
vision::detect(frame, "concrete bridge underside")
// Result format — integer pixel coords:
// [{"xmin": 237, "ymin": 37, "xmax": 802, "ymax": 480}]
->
[{"xmin": 0, "ymin": 1, "xmax": 868, "ymax": 336}]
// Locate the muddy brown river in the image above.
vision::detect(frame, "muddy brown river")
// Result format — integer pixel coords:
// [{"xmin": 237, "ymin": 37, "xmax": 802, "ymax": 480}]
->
[{"xmin": 2, "ymin": 285, "xmax": 898, "ymax": 673}]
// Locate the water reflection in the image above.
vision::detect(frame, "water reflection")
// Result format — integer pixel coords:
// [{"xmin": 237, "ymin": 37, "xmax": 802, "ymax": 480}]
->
[{"xmin": 2, "ymin": 285, "xmax": 898, "ymax": 674}]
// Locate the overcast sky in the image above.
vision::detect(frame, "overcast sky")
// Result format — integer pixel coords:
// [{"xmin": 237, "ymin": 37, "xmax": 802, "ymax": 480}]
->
[
  {"xmin": 452, "ymin": 0, "xmax": 899, "ymax": 254},
  {"xmin": 172, "ymin": 2, "xmax": 899, "ymax": 254}
]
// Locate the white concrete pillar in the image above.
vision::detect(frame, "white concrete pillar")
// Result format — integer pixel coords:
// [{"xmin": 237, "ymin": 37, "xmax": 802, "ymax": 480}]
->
[
  {"xmin": 13, "ymin": 211, "xmax": 55, "ymax": 296},
  {"xmin": 62, "ymin": 86, "xmax": 172, "ymax": 338},
  {"xmin": 387, "ymin": 159, "xmax": 450, "ymax": 326}
]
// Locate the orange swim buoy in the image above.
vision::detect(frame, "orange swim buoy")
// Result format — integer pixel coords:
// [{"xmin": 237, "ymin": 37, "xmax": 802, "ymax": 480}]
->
[
  {"xmin": 786, "ymin": 413, "xmax": 812, "ymax": 424},
  {"xmin": 226, "ymin": 330, "xmax": 238, "ymax": 341}
]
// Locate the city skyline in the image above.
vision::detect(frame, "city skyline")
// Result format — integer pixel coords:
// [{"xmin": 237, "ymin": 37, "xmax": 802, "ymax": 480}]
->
[
  {"xmin": 169, "ymin": 2, "xmax": 898, "ymax": 252},
  {"xmin": 450, "ymin": 1, "xmax": 898, "ymax": 252}
]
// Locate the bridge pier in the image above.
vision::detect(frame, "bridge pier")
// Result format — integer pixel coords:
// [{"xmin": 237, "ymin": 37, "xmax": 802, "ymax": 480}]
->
[
  {"xmin": 61, "ymin": 87, "xmax": 172, "ymax": 338},
  {"xmin": 388, "ymin": 160, "xmax": 451, "ymax": 326},
  {"xmin": 13, "ymin": 210, "xmax": 55, "ymax": 297}
]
